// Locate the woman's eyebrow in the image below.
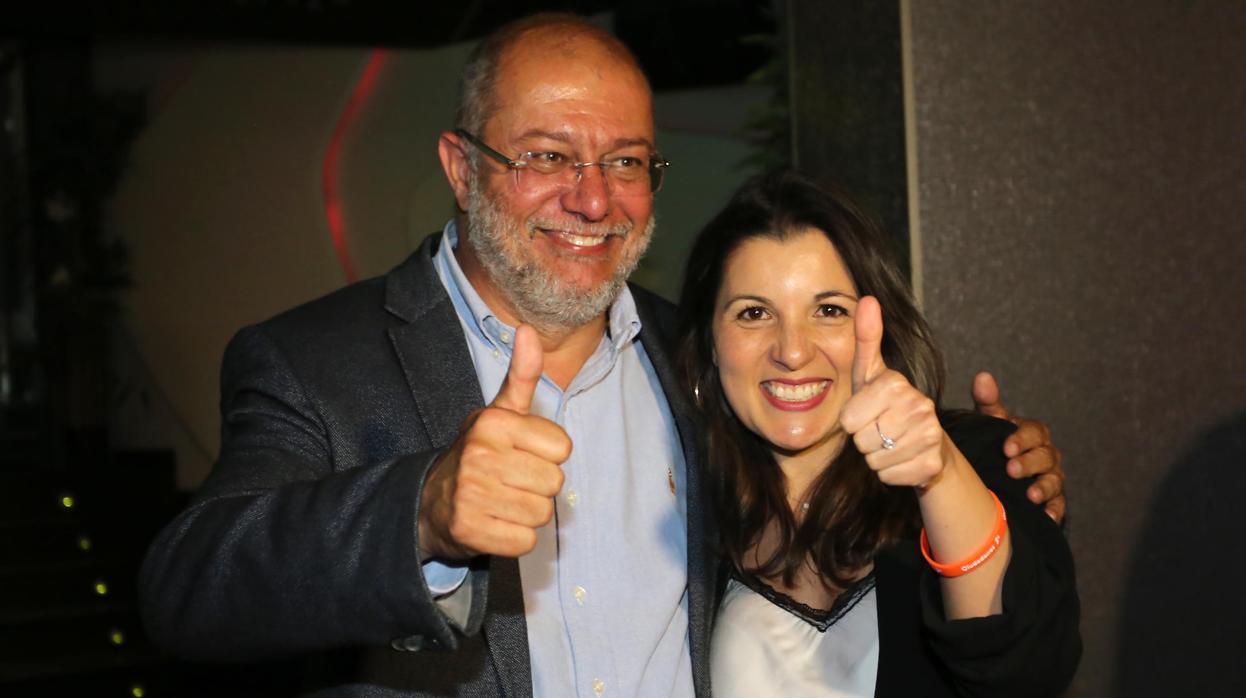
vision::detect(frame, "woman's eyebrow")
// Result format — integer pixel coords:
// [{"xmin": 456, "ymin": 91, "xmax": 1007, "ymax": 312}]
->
[{"xmin": 815, "ymin": 290, "xmax": 858, "ymax": 302}]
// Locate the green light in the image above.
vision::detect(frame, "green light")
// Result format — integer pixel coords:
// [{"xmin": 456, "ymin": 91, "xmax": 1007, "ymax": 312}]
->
[
  {"xmin": 109, "ymin": 629, "xmax": 125, "ymax": 645},
  {"xmin": 60, "ymin": 495, "xmax": 76, "ymax": 509},
  {"xmin": 130, "ymin": 685, "xmax": 145, "ymax": 698},
  {"xmin": 77, "ymin": 536, "xmax": 92, "ymax": 552},
  {"xmin": 93, "ymin": 580, "xmax": 109, "ymax": 596}
]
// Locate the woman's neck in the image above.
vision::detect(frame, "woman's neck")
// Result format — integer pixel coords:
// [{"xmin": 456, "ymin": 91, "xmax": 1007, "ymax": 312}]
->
[{"xmin": 773, "ymin": 434, "xmax": 846, "ymax": 508}]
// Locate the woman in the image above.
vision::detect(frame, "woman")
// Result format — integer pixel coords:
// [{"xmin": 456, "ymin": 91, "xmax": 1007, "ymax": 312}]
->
[{"xmin": 676, "ymin": 171, "xmax": 1079, "ymax": 697}]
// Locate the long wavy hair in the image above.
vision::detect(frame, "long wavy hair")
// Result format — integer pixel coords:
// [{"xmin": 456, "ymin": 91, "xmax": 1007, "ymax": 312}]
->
[{"xmin": 676, "ymin": 170, "xmax": 946, "ymax": 588}]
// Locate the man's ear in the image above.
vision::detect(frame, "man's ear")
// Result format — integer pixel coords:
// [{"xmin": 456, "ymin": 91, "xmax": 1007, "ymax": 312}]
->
[{"xmin": 438, "ymin": 130, "xmax": 472, "ymax": 212}]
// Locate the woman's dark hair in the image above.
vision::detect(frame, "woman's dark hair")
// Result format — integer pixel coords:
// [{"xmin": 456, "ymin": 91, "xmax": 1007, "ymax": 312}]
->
[{"xmin": 675, "ymin": 170, "xmax": 946, "ymax": 588}]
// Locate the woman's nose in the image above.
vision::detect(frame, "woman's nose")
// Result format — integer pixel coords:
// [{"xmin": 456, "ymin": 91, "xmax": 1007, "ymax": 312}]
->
[{"xmin": 770, "ymin": 321, "xmax": 813, "ymax": 370}]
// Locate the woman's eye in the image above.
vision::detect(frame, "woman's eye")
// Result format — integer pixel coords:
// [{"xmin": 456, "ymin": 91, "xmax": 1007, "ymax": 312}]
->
[
  {"xmin": 816, "ymin": 304, "xmax": 848, "ymax": 318},
  {"xmin": 736, "ymin": 306, "xmax": 769, "ymax": 321}
]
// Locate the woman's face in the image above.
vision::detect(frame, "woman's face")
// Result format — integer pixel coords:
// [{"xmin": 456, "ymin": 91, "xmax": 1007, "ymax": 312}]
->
[{"xmin": 711, "ymin": 228, "xmax": 860, "ymax": 464}]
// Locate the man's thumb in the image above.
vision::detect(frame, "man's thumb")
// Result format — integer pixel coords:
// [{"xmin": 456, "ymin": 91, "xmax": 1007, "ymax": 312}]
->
[
  {"xmin": 971, "ymin": 371, "xmax": 1009, "ymax": 419},
  {"xmin": 492, "ymin": 324, "xmax": 543, "ymax": 414}
]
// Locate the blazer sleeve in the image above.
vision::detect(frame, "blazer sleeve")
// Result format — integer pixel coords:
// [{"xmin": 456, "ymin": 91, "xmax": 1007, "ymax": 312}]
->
[
  {"xmin": 138, "ymin": 323, "xmax": 487, "ymax": 662},
  {"xmin": 918, "ymin": 413, "xmax": 1082, "ymax": 697}
]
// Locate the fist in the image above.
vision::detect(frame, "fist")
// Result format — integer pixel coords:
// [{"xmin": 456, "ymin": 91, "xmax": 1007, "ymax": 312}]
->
[
  {"xmin": 840, "ymin": 296, "xmax": 951, "ymax": 488},
  {"xmin": 419, "ymin": 325, "xmax": 570, "ymax": 560}
]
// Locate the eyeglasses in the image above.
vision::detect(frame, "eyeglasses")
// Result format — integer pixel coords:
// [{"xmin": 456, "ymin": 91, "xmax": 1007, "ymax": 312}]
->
[{"xmin": 455, "ymin": 128, "xmax": 670, "ymax": 194}]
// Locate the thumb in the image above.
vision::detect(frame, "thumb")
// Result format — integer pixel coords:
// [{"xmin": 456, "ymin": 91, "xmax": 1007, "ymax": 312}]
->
[
  {"xmin": 972, "ymin": 371, "xmax": 1010, "ymax": 419},
  {"xmin": 492, "ymin": 324, "xmax": 543, "ymax": 414},
  {"xmin": 851, "ymin": 296, "xmax": 886, "ymax": 393}
]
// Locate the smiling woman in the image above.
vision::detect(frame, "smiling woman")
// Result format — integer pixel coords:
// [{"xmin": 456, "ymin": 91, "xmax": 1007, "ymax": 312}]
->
[
  {"xmin": 676, "ymin": 170, "xmax": 1080, "ymax": 697},
  {"xmin": 712, "ymin": 231, "xmax": 859, "ymax": 466}
]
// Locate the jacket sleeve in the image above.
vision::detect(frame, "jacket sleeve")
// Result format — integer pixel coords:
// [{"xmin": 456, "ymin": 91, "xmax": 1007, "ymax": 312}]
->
[
  {"xmin": 138, "ymin": 323, "xmax": 487, "ymax": 661},
  {"xmin": 919, "ymin": 413, "xmax": 1082, "ymax": 697}
]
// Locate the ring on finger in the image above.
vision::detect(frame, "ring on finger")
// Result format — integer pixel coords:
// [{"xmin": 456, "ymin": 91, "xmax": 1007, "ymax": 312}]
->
[{"xmin": 876, "ymin": 421, "xmax": 897, "ymax": 450}]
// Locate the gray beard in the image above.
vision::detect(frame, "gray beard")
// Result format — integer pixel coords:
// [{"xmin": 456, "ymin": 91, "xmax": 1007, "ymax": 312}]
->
[{"xmin": 464, "ymin": 173, "xmax": 655, "ymax": 334}]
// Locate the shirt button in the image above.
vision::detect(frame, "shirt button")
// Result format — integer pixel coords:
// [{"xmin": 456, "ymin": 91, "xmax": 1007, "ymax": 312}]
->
[
  {"xmin": 499, "ymin": 331, "xmax": 512, "ymax": 343},
  {"xmin": 592, "ymin": 679, "xmax": 606, "ymax": 695},
  {"xmin": 566, "ymin": 490, "xmax": 579, "ymax": 507},
  {"xmin": 572, "ymin": 585, "xmax": 587, "ymax": 605}
]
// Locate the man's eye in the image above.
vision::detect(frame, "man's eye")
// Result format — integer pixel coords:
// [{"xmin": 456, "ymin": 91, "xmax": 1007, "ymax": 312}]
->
[
  {"xmin": 610, "ymin": 156, "xmax": 645, "ymax": 170},
  {"xmin": 526, "ymin": 151, "xmax": 570, "ymax": 170}
]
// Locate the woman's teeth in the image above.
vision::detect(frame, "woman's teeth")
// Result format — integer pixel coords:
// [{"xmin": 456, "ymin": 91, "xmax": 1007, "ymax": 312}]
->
[{"xmin": 763, "ymin": 381, "xmax": 829, "ymax": 402}]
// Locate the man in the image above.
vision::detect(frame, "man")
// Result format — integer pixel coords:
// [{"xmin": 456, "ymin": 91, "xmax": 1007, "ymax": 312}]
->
[{"xmin": 140, "ymin": 13, "xmax": 1065, "ymax": 697}]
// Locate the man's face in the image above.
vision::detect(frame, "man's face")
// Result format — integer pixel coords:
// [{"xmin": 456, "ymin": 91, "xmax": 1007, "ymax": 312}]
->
[{"xmin": 462, "ymin": 40, "xmax": 657, "ymax": 331}]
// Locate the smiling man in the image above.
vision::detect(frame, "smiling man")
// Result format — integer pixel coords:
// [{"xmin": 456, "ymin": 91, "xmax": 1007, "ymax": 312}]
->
[{"xmin": 139, "ymin": 13, "xmax": 1065, "ymax": 698}]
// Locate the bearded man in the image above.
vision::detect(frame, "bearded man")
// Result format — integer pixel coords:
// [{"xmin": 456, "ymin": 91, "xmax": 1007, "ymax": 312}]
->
[{"xmin": 139, "ymin": 13, "xmax": 1066, "ymax": 697}]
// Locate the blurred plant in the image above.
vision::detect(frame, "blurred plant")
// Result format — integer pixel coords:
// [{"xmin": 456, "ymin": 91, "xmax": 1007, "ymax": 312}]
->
[
  {"xmin": 35, "ymin": 90, "xmax": 144, "ymax": 324},
  {"xmin": 739, "ymin": 5, "xmax": 791, "ymax": 171}
]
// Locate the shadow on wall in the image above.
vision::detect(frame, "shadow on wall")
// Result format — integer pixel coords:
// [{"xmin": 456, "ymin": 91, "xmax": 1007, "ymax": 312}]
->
[{"xmin": 1114, "ymin": 411, "xmax": 1246, "ymax": 696}]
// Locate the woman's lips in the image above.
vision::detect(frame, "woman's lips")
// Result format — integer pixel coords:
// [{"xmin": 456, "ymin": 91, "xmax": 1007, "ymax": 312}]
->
[{"xmin": 760, "ymin": 379, "xmax": 830, "ymax": 411}]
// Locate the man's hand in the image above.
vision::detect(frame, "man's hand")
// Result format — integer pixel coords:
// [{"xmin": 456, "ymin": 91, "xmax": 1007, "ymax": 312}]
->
[
  {"xmin": 419, "ymin": 325, "xmax": 570, "ymax": 560},
  {"xmin": 972, "ymin": 372, "xmax": 1066, "ymax": 522}
]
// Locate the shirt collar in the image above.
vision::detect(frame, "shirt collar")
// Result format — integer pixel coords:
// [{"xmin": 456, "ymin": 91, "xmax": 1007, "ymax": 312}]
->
[{"xmin": 433, "ymin": 218, "xmax": 643, "ymax": 354}]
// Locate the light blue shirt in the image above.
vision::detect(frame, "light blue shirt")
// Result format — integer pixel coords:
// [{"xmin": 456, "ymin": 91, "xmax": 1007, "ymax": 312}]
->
[{"xmin": 423, "ymin": 220, "xmax": 694, "ymax": 698}]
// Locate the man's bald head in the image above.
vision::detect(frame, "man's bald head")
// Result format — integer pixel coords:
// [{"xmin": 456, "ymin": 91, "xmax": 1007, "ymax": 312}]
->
[{"xmin": 455, "ymin": 13, "xmax": 652, "ymax": 138}]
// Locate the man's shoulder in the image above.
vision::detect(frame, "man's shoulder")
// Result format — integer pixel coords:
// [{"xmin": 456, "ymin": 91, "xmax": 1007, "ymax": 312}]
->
[
  {"xmin": 252, "ymin": 237, "xmax": 444, "ymax": 346},
  {"xmin": 261, "ymin": 274, "xmax": 389, "ymax": 340}
]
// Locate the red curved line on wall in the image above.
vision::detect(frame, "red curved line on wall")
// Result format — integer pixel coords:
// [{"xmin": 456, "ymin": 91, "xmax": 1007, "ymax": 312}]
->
[{"xmin": 322, "ymin": 49, "xmax": 388, "ymax": 284}]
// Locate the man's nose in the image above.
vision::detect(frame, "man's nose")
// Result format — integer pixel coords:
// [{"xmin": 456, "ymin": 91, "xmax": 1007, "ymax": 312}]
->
[{"xmin": 558, "ymin": 164, "xmax": 611, "ymax": 222}]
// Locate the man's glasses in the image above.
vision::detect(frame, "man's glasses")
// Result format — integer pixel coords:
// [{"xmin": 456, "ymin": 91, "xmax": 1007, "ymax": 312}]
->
[{"xmin": 455, "ymin": 128, "xmax": 670, "ymax": 195}]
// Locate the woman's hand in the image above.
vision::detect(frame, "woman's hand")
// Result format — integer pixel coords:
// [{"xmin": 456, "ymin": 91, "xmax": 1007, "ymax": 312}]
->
[
  {"xmin": 842, "ymin": 297, "xmax": 1009, "ymax": 618},
  {"xmin": 840, "ymin": 296, "xmax": 954, "ymax": 488}
]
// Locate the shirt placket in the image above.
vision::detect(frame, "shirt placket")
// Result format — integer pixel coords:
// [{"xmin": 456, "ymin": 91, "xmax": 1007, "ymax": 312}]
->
[{"xmin": 557, "ymin": 357, "xmax": 621, "ymax": 698}]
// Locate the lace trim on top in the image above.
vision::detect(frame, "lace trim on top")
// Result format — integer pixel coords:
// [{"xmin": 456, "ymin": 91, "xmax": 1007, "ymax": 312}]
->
[{"xmin": 733, "ymin": 569, "xmax": 877, "ymax": 633}]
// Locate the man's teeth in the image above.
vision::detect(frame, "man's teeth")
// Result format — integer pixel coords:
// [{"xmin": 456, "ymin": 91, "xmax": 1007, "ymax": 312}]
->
[
  {"xmin": 764, "ymin": 381, "xmax": 828, "ymax": 402},
  {"xmin": 540, "ymin": 228, "xmax": 609, "ymax": 248},
  {"xmin": 563, "ymin": 232, "xmax": 607, "ymax": 247}
]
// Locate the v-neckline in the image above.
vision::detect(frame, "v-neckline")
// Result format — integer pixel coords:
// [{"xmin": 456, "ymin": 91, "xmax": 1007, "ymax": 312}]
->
[{"xmin": 733, "ymin": 570, "xmax": 878, "ymax": 633}]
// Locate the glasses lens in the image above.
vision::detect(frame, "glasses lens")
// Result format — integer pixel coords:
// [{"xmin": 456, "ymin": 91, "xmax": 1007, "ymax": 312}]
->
[
  {"xmin": 509, "ymin": 151, "xmax": 667, "ymax": 196},
  {"xmin": 520, "ymin": 150, "xmax": 572, "ymax": 175},
  {"xmin": 649, "ymin": 158, "xmax": 668, "ymax": 193}
]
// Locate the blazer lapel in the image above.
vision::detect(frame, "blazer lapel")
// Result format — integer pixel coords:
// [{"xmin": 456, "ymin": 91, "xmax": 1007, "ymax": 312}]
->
[
  {"xmin": 632, "ymin": 287, "xmax": 718, "ymax": 698},
  {"xmin": 385, "ymin": 235, "xmax": 484, "ymax": 450},
  {"xmin": 384, "ymin": 233, "xmax": 532, "ymax": 697}
]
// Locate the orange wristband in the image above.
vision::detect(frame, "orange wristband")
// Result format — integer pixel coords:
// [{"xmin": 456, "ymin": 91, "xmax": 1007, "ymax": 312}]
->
[{"xmin": 920, "ymin": 490, "xmax": 1008, "ymax": 577}]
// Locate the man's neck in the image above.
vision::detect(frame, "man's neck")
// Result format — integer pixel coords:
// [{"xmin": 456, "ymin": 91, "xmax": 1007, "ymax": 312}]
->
[{"xmin": 454, "ymin": 236, "xmax": 607, "ymax": 391}]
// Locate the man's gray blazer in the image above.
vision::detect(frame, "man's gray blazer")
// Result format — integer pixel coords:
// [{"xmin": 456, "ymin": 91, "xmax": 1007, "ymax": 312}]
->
[{"xmin": 139, "ymin": 233, "xmax": 718, "ymax": 697}]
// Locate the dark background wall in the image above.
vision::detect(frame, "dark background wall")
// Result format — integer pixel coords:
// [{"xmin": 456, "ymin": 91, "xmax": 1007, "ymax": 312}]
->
[{"xmin": 906, "ymin": 2, "xmax": 1246, "ymax": 696}]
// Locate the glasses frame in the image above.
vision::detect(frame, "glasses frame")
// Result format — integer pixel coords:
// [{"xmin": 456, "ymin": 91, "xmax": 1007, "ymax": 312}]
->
[{"xmin": 454, "ymin": 128, "xmax": 670, "ymax": 194}]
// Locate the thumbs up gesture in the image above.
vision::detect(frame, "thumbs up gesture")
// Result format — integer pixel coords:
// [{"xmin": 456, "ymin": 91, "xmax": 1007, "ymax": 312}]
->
[
  {"xmin": 419, "ymin": 325, "xmax": 571, "ymax": 560},
  {"xmin": 839, "ymin": 297, "xmax": 952, "ymax": 489}
]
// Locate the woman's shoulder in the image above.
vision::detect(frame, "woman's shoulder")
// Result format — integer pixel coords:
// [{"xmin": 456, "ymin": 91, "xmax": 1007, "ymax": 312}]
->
[{"xmin": 938, "ymin": 410, "xmax": 1023, "ymax": 498}]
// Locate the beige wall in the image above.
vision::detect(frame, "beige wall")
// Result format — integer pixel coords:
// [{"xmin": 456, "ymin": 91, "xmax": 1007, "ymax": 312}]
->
[
  {"xmin": 906, "ymin": 1, "xmax": 1246, "ymax": 695},
  {"xmin": 96, "ymin": 42, "xmax": 753, "ymax": 490}
]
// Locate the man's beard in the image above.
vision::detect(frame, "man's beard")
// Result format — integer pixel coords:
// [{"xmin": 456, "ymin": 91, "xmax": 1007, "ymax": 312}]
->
[{"xmin": 465, "ymin": 173, "xmax": 655, "ymax": 334}]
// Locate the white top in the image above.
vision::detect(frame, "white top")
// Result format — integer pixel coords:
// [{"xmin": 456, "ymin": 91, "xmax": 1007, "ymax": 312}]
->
[{"xmin": 711, "ymin": 575, "xmax": 880, "ymax": 698}]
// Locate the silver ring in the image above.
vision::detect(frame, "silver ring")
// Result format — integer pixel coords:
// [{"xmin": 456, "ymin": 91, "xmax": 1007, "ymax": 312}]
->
[{"xmin": 876, "ymin": 422, "xmax": 897, "ymax": 450}]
